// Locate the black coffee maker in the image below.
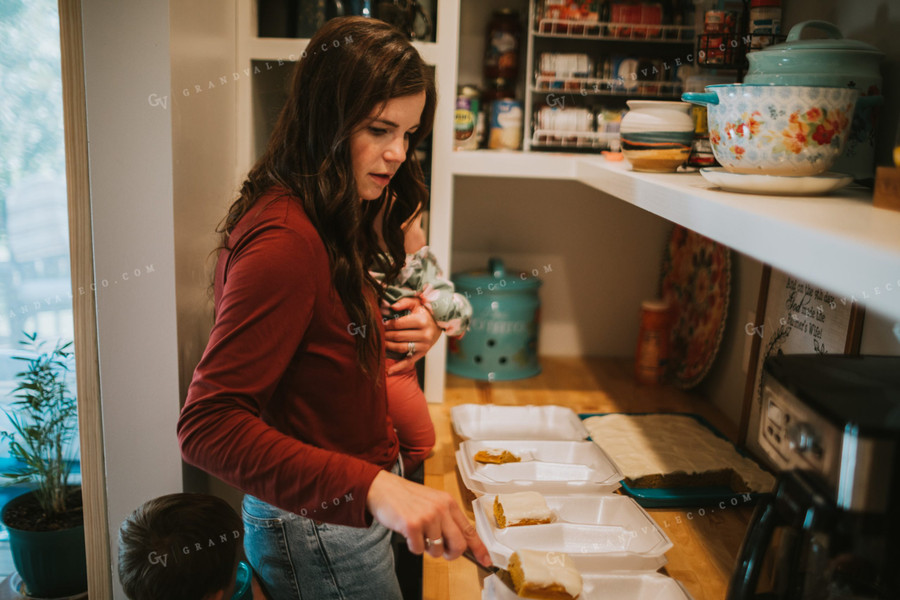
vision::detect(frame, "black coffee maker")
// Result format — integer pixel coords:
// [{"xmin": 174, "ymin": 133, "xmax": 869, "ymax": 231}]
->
[{"xmin": 728, "ymin": 355, "xmax": 900, "ymax": 599}]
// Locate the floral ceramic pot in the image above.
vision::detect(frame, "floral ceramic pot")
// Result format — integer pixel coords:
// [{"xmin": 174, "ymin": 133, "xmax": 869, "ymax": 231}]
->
[
  {"xmin": 745, "ymin": 21, "xmax": 884, "ymax": 181},
  {"xmin": 620, "ymin": 101, "xmax": 694, "ymax": 173},
  {"xmin": 682, "ymin": 84, "xmax": 862, "ymax": 176}
]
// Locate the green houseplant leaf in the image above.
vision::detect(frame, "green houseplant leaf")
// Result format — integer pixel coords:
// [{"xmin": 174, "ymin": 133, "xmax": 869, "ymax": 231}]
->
[{"xmin": 1, "ymin": 332, "xmax": 79, "ymax": 518}]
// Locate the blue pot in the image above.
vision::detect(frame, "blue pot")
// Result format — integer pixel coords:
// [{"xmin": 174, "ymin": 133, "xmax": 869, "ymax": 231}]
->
[
  {"xmin": 448, "ymin": 258, "xmax": 541, "ymax": 381},
  {"xmin": 745, "ymin": 20, "xmax": 884, "ymax": 180}
]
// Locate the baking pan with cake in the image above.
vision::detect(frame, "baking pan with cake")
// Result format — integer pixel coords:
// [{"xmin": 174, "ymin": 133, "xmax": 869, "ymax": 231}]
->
[{"xmin": 582, "ymin": 412, "xmax": 775, "ymax": 507}]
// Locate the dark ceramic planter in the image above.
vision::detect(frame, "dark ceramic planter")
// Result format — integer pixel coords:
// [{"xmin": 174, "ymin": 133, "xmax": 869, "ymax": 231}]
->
[{"xmin": 1, "ymin": 491, "xmax": 87, "ymax": 598}]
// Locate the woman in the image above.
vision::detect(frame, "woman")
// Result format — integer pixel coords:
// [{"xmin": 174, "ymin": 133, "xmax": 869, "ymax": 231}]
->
[{"xmin": 177, "ymin": 16, "xmax": 490, "ymax": 600}]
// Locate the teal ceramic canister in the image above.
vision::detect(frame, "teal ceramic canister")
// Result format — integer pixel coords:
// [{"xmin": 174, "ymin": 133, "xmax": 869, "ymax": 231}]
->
[
  {"xmin": 745, "ymin": 20, "xmax": 884, "ymax": 181},
  {"xmin": 447, "ymin": 258, "xmax": 541, "ymax": 381}
]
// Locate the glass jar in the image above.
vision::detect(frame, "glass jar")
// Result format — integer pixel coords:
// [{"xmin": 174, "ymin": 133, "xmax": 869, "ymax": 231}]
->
[{"xmin": 484, "ymin": 9, "xmax": 521, "ymax": 82}]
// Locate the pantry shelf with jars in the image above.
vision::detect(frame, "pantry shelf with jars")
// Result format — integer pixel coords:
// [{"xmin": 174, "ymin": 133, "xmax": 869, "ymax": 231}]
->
[{"xmin": 524, "ymin": 1, "xmax": 696, "ymax": 152}]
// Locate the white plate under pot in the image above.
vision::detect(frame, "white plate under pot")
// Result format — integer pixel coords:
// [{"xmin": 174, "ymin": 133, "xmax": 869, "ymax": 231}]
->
[{"xmin": 700, "ymin": 168, "xmax": 853, "ymax": 196}]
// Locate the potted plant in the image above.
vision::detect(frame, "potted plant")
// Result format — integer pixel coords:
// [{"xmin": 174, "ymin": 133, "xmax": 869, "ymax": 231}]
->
[{"xmin": 1, "ymin": 332, "xmax": 86, "ymax": 598}]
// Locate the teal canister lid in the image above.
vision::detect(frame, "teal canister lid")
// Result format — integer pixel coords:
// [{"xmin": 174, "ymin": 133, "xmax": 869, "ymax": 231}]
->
[
  {"xmin": 452, "ymin": 257, "xmax": 542, "ymax": 291},
  {"xmin": 759, "ymin": 20, "xmax": 882, "ymax": 55}
]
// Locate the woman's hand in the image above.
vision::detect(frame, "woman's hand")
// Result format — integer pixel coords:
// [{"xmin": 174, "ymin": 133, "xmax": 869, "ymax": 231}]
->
[
  {"xmin": 383, "ymin": 297, "xmax": 442, "ymax": 374},
  {"xmin": 366, "ymin": 469, "xmax": 492, "ymax": 565}
]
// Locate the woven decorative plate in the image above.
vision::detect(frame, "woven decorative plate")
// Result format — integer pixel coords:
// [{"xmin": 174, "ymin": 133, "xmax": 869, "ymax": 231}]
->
[{"xmin": 659, "ymin": 225, "xmax": 731, "ymax": 389}]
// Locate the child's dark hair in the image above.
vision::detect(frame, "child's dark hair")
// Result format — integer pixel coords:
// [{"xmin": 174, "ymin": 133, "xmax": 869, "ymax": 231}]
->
[{"xmin": 118, "ymin": 493, "xmax": 243, "ymax": 600}]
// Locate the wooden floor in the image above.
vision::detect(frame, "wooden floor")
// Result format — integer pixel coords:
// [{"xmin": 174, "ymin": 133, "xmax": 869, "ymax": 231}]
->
[{"xmin": 422, "ymin": 356, "xmax": 754, "ymax": 600}]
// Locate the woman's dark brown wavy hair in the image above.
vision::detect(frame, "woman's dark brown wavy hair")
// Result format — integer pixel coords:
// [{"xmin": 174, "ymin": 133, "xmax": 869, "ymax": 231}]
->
[{"xmin": 219, "ymin": 17, "xmax": 436, "ymax": 378}]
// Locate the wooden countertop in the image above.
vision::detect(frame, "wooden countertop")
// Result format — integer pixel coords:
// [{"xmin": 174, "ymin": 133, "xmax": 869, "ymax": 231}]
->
[{"xmin": 422, "ymin": 357, "xmax": 754, "ymax": 600}]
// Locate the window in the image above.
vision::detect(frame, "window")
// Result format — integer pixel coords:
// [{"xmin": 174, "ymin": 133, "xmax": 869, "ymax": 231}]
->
[{"xmin": 0, "ymin": 0, "xmax": 79, "ymax": 578}]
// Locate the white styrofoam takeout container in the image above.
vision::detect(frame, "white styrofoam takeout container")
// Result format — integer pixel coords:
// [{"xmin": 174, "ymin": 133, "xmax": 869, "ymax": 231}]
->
[
  {"xmin": 482, "ymin": 571, "xmax": 695, "ymax": 600},
  {"xmin": 456, "ymin": 440, "xmax": 622, "ymax": 496},
  {"xmin": 473, "ymin": 494, "xmax": 672, "ymax": 573},
  {"xmin": 451, "ymin": 404, "xmax": 589, "ymax": 441}
]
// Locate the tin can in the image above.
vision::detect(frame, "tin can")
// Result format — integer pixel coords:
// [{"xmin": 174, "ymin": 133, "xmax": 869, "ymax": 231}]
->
[
  {"xmin": 691, "ymin": 105, "xmax": 708, "ymax": 136},
  {"xmin": 749, "ymin": 0, "xmax": 781, "ymax": 49},
  {"xmin": 610, "ymin": 2, "xmax": 642, "ymax": 37},
  {"xmin": 635, "ymin": 299, "xmax": 670, "ymax": 385},
  {"xmin": 454, "ymin": 96, "xmax": 478, "ymax": 150},
  {"xmin": 488, "ymin": 99, "xmax": 523, "ymax": 150},
  {"xmin": 687, "ymin": 136, "xmax": 717, "ymax": 168},
  {"xmin": 455, "ymin": 86, "xmax": 481, "ymax": 150},
  {"xmin": 702, "ymin": 35, "xmax": 726, "ymax": 64},
  {"xmin": 462, "ymin": 84, "xmax": 485, "ymax": 147},
  {"xmin": 704, "ymin": 10, "xmax": 735, "ymax": 33}
]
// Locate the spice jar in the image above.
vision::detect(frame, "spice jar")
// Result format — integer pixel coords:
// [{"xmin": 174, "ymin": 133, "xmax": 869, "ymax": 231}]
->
[
  {"xmin": 635, "ymin": 300, "xmax": 670, "ymax": 385},
  {"xmin": 484, "ymin": 9, "xmax": 521, "ymax": 82}
]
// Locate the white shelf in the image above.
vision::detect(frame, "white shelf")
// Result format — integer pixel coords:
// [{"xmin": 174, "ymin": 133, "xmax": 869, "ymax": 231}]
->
[
  {"xmin": 451, "ymin": 151, "xmax": 900, "ymax": 322},
  {"xmin": 450, "ymin": 150, "xmax": 578, "ymax": 179}
]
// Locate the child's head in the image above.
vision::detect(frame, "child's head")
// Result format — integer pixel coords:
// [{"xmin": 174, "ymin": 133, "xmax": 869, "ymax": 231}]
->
[{"xmin": 118, "ymin": 493, "xmax": 243, "ymax": 600}]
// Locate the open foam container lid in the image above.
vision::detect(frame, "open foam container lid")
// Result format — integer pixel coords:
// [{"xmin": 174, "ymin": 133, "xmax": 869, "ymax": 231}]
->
[
  {"xmin": 451, "ymin": 404, "xmax": 589, "ymax": 441},
  {"xmin": 456, "ymin": 440, "xmax": 622, "ymax": 496},
  {"xmin": 473, "ymin": 493, "xmax": 671, "ymax": 574}
]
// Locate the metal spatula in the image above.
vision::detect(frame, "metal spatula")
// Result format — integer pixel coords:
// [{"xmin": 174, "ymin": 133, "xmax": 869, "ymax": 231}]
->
[{"xmin": 462, "ymin": 550, "xmax": 517, "ymax": 593}]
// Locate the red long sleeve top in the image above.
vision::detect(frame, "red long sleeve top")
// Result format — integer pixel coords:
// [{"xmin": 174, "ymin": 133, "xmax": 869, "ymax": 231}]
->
[{"xmin": 177, "ymin": 189, "xmax": 399, "ymax": 527}]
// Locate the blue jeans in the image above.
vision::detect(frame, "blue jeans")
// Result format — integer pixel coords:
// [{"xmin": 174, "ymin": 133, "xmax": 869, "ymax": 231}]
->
[{"xmin": 242, "ymin": 465, "xmax": 403, "ymax": 600}]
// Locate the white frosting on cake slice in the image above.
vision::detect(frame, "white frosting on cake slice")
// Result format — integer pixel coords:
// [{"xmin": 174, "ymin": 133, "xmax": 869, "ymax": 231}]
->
[
  {"xmin": 512, "ymin": 549, "xmax": 582, "ymax": 599},
  {"xmin": 583, "ymin": 414, "xmax": 774, "ymax": 492},
  {"xmin": 496, "ymin": 492, "xmax": 552, "ymax": 525}
]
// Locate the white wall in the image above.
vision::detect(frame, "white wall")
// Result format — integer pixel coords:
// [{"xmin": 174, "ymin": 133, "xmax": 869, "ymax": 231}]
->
[
  {"xmin": 81, "ymin": 1, "xmax": 183, "ymax": 596},
  {"xmin": 452, "ymin": 177, "xmax": 672, "ymax": 357}
]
